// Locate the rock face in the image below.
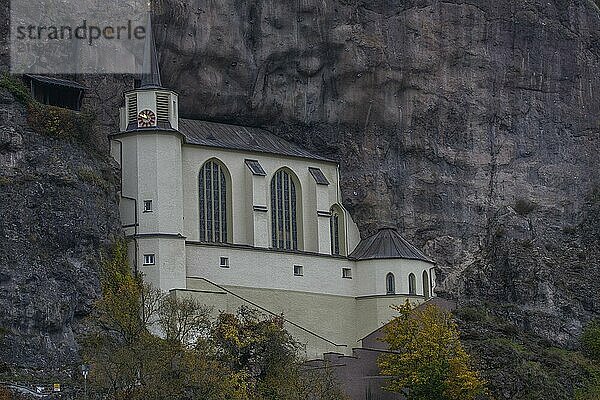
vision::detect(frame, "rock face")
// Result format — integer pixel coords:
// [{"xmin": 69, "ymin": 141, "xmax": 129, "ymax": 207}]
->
[
  {"xmin": 155, "ymin": 0, "xmax": 600, "ymax": 347},
  {"xmin": 0, "ymin": 90, "xmax": 121, "ymax": 369},
  {"xmin": 0, "ymin": 0, "xmax": 597, "ymax": 397}
]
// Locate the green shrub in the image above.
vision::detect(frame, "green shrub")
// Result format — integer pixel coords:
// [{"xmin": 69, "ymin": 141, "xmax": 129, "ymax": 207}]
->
[
  {"xmin": 0, "ymin": 74, "xmax": 32, "ymax": 105},
  {"xmin": 78, "ymin": 168, "xmax": 109, "ymax": 190},
  {"xmin": 27, "ymin": 104, "xmax": 95, "ymax": 140},
  {"xmin": 0, "ymin": 73, "xmax": 95, "ymax": 141},
  {"xmin": 582, "ymin": 320, "xmax": 600, "ymax": 361},
  {"xmin": 455, "ymin": 306, "xmax": 489, "ymax": 323},
  {"xmin": 575, "ymin": 379, "xmax": 600, "ymax": 400}
]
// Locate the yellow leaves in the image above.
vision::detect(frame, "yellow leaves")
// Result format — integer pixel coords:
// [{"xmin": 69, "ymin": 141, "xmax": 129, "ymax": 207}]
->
[
  {"xmin": 86, "ymin": 243, "xmax": 346, "ymax": 400},
  {"xmin": 378, "ymin": 302, "xmax": 488, "ymax": 400},
  {"xmin": 0, "ymin": 386, "xmax": 12, "ymax": 400}
]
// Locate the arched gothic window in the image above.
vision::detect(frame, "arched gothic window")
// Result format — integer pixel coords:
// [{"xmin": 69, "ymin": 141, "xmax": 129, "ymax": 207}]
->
[
  {"xmin": 330, "ymin": 208, "xmax": 341, "ymax": 255},
  {"xmin": 271, "ymin": 169, "xmax": 298, "ymax": 250},
  {"xmin": 199, "ymin": 159, "xmax": 229, "ymax": 243},
  {"xmin": 408, "ymin": 273, "xmax": 416, "ymax": 295},
  {"xmin": 422, "ymin": 270, "xmax": 430, "ymax": 299},
  {"xmin": 386, "ymin": 273, "xmax": 395, "ymax": 295}
]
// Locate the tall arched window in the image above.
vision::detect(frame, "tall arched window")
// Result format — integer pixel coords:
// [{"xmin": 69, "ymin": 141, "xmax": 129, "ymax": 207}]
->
[
  {"xmin": 408, "ymin": 273, "xmax": 416, "ymax": 295},
  {"xmin": 271, "ymin": 169, "xmax": 299, "ymax": 250},
  {"xmin": 199, "ymin": 159, "xmax": 229, "ymax": 243},
  {"xmin": 386, "ymin": 273, "xmax": 395, "ymax": 295},
  {"xmin": 329, "ymin": 205, "xmax": 345, "ymax": 256},
  {"xmin": 422, "ymin": 270, "xmax": 430, "ymax": 299}
]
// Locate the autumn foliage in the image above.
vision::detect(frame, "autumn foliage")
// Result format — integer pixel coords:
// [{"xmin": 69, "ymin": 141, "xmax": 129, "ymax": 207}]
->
[
  {"xmin": 83, "ymin": 241, "xmax": 346, "ymax": 400},
  {"xmin": 378, "ymin": 301, "xmax": 487, "ymax": 400}
]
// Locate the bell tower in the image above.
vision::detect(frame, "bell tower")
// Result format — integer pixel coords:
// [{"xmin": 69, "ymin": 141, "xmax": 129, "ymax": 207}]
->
[
  {"xmin": 112, "ymin": 9, "xmax": 186, "ymax": 292},
  {"xmin": 119, "ymin": 12, "xmax": 179, "ymax": 132}
]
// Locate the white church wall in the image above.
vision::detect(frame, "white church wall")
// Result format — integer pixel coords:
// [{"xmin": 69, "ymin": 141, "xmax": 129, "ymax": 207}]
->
[
  {"xmin": 354, "ymin": 294, "xmax": 426, "ymax": 341},
  {"xmin": 185, "ymin": 243, "xmax": 356, "ymax": 297},
  {"xmin": 138, "ymin": 237, "xmax": 187, "ymax": 291},
  {"xmin": 181, "ymin": 145, "xmax": 349, "ymax": 254},
  {"xmin": 354, "ymin": 258, "xmax": 436, "ymax": 297},
  {"xmin": 111, "ymin": 135, "xmax": 138, "ymax": 233},
  {"xmin": 182, "ymin": 147, "xmax": 249, "ymax": 245},
  {"xmin": 136, "ymin": 133, "xmax": 184, "ymax": 235},
  {"xmin": 345, "ymin": 213, "xmax": 361, "ymax": 254},
  {"xmin": 177, "ymin": 282, "xmax": 357, "ymax": 357}
]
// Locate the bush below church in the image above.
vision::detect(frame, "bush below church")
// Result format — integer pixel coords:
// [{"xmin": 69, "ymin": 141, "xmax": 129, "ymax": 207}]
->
[{"xmin": 82, "ymin": 241, "xmax": 347, "ymax": 400}]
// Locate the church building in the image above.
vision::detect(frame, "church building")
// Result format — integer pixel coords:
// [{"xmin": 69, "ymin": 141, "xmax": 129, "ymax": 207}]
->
[{"xmin": 110, "ymin": 15, "xmax": 436, "ymax": 358}]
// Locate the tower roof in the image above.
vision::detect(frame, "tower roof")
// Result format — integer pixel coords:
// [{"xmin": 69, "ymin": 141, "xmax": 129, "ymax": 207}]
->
[
  {"xmin": 349, "ymin": 227, "xmax": 434, "ymax": 263},
  {"xmin": 140, "ymin": 11, "xmax": 162, "ymax": 88}
]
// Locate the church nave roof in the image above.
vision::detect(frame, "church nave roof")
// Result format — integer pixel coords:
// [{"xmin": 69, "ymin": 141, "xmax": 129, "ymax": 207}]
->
[{"xmin": 178, "ymin": 118, "xmax": 334, "ymax": 163}]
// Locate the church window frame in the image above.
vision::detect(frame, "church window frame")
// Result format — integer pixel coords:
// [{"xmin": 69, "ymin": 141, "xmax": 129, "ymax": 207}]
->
[
  {"xmin": 220, "ymin": 257, "xmax": 230, "ymax": 269},
  {"xmin": 422, "ymin": 270, "xmax": 430, "ymax": 299},
  {"xmin": 143, "ymin": 199, "xmax": 153, "ymax": 213},
  {"xmin": 143, "ymin": 254, "xmax": 155, "ymax": 266},
  {"xmin": 329, "ymin": 204, "xmax": 346, "ymax": 256},
  {"xmin": 408, "ymin": 273, "xmax": 417, "ymax": 295},
  {"xmin": 199, "ymin": 159, "xmax": 231, "ymax": 243},
  {"xmin": 293, "ymin": 265, "xmax": 303, "ymax": 276},
  {"xmin": 386, "ymin": 273, "xmax": 396, "ymax": 295},
  {"xmin": 270, "ymin": 168, "xmax": 301, "ymax": 250},
  {"xmin": 342, "ymin": 268, "xmax": 352, "ymax": 279}
]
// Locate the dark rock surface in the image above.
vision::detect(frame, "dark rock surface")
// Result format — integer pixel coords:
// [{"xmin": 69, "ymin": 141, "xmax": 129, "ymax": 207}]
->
[
  {"xmin": 0, "ymin": 0, "xmax": 598, "ymax": 397},
  {"xmin": 0, "ymin": 90, "xmax": 121, "ymax": 369},
  {"xmin": 154, "ymin": 0, "xmax": 599, "ymax": 345},
  {"xmin": 150, "ymin": 0, "xmax": 600, "ymax": 396}
]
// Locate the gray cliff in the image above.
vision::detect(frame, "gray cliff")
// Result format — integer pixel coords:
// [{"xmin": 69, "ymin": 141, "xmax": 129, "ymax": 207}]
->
[{"xmin": 0, "ymin": 0, "xmax": 598, "ymax": 397}]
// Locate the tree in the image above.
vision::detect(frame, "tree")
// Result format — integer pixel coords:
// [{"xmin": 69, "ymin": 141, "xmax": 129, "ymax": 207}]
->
[
  {"xmin": 211, "ymin": 307, "xmax": 302, "ymax": 399},
  {"xmin": 83, "ymin": 242, "xmax": 247, "ymax": 400},
  {"xmin": 211, "ymin": 307, "xmax": 348, "ymax": 400},
  {"xmin": 83, "ymin": 242, "xmax": 347, "ymax": 400},
  {"xmin": 0, "ymin": 387, "xmax": 11, "ymax": 400},
  {"xmin": 575, "ymin": 320, "xmax": 600, "ymax": 400},
  {"xmin": 378, "ymin": 301, "xmax": 487, "ymax": 400}
]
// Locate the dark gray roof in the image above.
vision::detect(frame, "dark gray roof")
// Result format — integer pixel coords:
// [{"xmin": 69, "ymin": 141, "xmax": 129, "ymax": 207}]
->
[
  {"xmin": 349, "ymin": 228, "xmax": 434, "ymax": 263},
  {"xmin": 178, "ymin": 118, "xmax": 334, "ymax": 162},
  {"xmin": 25, "ymin": 75, "xmax": 85, "ymax": 90}
]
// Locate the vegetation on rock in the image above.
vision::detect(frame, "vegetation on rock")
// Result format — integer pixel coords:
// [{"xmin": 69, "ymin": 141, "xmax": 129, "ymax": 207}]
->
[
  {"xmin": 0, "ymin": 73, "xmax": 95, "ymax": 141},
  {"xmin": 455, "ymin": 303, "xmax": 600, "ymax": 400},
  {"xmin": 581, "ymin": 320, "xmax": 600, "ymax": 361},
  {"xmin": 378, "ymin": 302, "xmax": 487, "ymax": 400}
]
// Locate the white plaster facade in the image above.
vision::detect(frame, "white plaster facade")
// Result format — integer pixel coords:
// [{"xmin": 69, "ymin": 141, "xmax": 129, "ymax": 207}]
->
[{"xmin": 110, "ymin": 84, "xmax": 436, "ymax": 357}]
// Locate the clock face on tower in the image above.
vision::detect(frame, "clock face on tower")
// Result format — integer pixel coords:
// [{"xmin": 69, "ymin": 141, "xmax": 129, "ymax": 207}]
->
[{"xmin": 137, "ymin": 109, "xmax": 156, "ymax": 128}]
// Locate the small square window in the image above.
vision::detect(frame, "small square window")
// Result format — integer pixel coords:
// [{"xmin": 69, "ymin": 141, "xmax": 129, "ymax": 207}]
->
[
  {"xmin": 143, "ymin": 200, "xmax": 153, "ymax": 212},
  {"xmin": 293, "ymin": 265, "xmax": 303, "ymax": 276},
  {"xmin": 143, "ymin": 254, "xmax": 155, "ymax": 265},
  {"xmin": 342, "ymin": 268, "xmax": 352, "ymax": 279},
  {"xmin": 220, "ymin": 257, "xmax": 230, "ymax": 268}
]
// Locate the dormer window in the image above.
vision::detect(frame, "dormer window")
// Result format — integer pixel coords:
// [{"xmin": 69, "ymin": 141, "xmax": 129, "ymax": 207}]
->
[
  {"xmin": 309, "ymin": 167, "xmax": 329, "ymax": 185},
  {"xmin": 245, "ymin": 159, "xmax": 266, "ymax": 176}
]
